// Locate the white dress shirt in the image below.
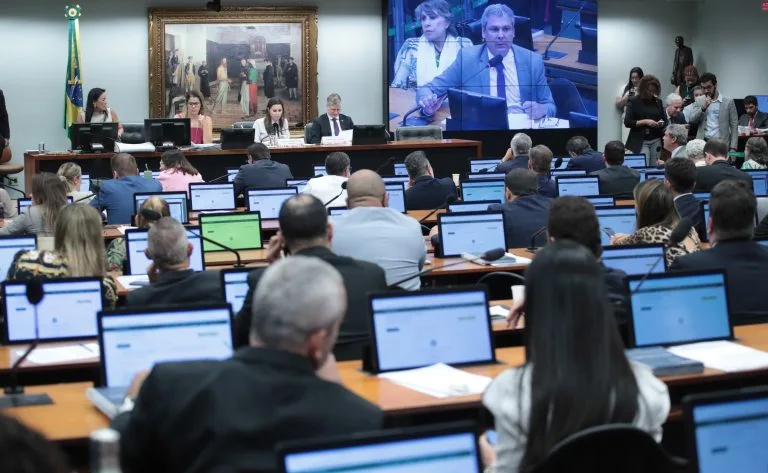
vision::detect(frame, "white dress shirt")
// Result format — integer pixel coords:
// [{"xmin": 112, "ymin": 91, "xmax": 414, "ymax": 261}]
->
[
  {"xmin": 304, "ymin": 175, "xmax": 348, "ymax": 206},
  {"xmin": 488, "ymin": 49, "xmax": 521, "ymax": 111},
  {"xmin": 253, "ymin": 117, "xmax": 290, "ymax": 142}
]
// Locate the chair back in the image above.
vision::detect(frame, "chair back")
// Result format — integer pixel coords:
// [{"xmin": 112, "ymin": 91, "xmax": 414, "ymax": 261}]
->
[
  {"xmin": 395, "ymin": 125, "xmax": 443, "ymax": 141},
  {"xmin": 121, "ymin": 124, "xmax": 145, "ymax": 144},
  {"xmin": 304, "ymin": 123, "xmax": 313, "ymax": 144},
  {"xmin": 549, "ymin": 78, "xmax": 587, "ymax": 120},
  {"xmin": 232, "ymin": 121, "xmax": 254, "ymax": 129}
]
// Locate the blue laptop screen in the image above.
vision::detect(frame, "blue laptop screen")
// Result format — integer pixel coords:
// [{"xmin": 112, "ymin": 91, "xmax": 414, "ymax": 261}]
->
[
  {"xmin": 601, "ymin": 245, "xmax": 666, "ymax": 275},
  {"xmin": 460, "ymin": 180, "xmax": 505, "ymax": 203},
  {"xmin": 557, "ymin": 177, "xmax": 600, "ymax": 196},
  {"xmin": 438, "ymin": 212, "xmax": 506, "ymax": 257},
  {"xmin": 586, "ymin": 196, "xmax": 616, "ymax": 208},
  {"xmin": 385, "ymin": 183, "xmax": 406, "ymax": 213},
  {"xmin": 751, "ymin": 174, "xmax": 768, "ymax": 196},
  {"xmin": 470, "ymin": 159, "xmax": 500, "ymax": 173},
  {"xmin": 596, "ymin": 207, "xmax": 637, "ymax": 245},
  {"xmin": 550, "ymin": 169, "xmax": 586, "ymax": 178},
  {"xmin": 448, "ymin": 201, "xmax": 495, "ymax": 213},
  {"xmin": 624, "ymin": 154, "xmax": 647, "ymax": 169},
  {"xmin": 247, "ymin": 188, "xmax": 297, "ymax": 219}
]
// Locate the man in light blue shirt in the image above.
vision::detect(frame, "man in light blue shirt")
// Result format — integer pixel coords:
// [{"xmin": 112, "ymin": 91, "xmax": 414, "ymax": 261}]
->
[
  {"xmin": 331, "ymin": 170, "xmax": 426, "ymax": 290},
  {"xmin": 689, "ymin": 72, "xmax": 738, "ymax": 151}
]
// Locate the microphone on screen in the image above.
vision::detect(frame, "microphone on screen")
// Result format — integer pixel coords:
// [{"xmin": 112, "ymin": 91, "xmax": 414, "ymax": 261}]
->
[
  {"xmin": 527, "ymin": 226, "xmax": 549, "ymax": 253},
  {"xmin": 418, "ymin": 195, "xmax": 457, "ymax": 224},
  {"xmin": 323, "ymin": 181, "xmax": 348, "ymax": 207},
  {"xmin": 629, "ymin": 217, "xmax": 693, "ymax": 295},
  {"xmin": 374, "ymin": 156, "xmax": 396, "ymax": 175},
  {"xmin": 386, "ymin": 247, "xmax": 507, "ymax": 289}
]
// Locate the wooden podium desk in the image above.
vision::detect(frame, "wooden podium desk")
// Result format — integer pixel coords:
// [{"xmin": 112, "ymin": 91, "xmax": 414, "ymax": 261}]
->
[{"xmin": 24, "ymin": 140, "xmax": 481, "ymax": 191}]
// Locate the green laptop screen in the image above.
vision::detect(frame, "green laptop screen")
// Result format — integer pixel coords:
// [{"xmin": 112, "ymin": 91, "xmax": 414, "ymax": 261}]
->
[{"xmin": 200, "ymin": 213, "xmax": 262, "ymax": 251}]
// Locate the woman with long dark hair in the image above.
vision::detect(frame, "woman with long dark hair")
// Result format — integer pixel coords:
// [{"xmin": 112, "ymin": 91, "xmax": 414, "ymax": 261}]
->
[
  {"xmin": 157, "ymin": 149, "xmax": 204, "ymax": 195},
  {"xmin": 615, "ymin": 67, "xmax": 643, "ymax": 144},
  {"xmin": 253, "ymin": 98, "xmax": 290, "ymax": 142},
  {"xmin": 480, "ymin": 241, "xmax": 670, "ymax": 472},
  {"xmin": 624, "ymin": 74, "xmax": 667, "ymax": 166},
  {"xmin": 174, "ymin": 91, "xmax": 213, "ymax": 144},
  {"xmin": 76, "ymin": 88, "xmax": 124, "ymax": 137}
]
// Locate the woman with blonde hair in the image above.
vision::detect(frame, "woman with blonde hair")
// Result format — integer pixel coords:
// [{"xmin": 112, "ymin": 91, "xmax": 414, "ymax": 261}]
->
[
  {"xmin": 7, "ymin": 204, "xmax": 118, "ymax": 308},
  {"xmin": 156, "ymin": 149, "xmax": 204, "ymax": 195},
  {"xmin": 57, "ymin": 162, "xmax": 93, "ymax": 203},
  {"xmin": 0, "ymin": 173, "xmax": 67, "ymax": 236},
  {"xmin": 106, "ymin": 197, "xmax": 170, "ymax": 273}
]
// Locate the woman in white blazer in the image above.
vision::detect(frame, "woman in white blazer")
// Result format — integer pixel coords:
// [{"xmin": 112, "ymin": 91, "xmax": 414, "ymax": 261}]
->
[{"xmin": 253, "ymin": 98, "xmax": 290, "ymax": 142}]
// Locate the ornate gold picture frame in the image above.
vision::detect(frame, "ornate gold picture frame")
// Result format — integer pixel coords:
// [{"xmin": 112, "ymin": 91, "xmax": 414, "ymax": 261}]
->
[{"xmin": 148, "ymin": 6, "xmax": 318, "ymax": 131}]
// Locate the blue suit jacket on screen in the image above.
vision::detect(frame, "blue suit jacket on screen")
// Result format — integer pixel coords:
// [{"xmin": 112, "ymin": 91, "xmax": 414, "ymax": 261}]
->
[
  {"xmin": 417, "ymin": 44, "xmax": 556, "ymax": 118},
  {"xmin": 91, "ymin": 176, "xmax": 163, "ymax": 224}
]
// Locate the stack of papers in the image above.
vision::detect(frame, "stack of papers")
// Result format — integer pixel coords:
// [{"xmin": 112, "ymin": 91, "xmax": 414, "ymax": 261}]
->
[
  {"xmin": 379, "ymin": 363, "xmax": 492, "ymax": 398},
  {"xmin": 115, "ymin": 142, "xmax": 155, "ymax": 153},
  {"xmin": 667, "ymin": 341, "xmax": 768, "ymax": 373},
  {"xmin": 116, "ymin": 275, "xmax": 149, "ymax": 291},
  {"xmin": 489, "ymin": 305, "xmax": 509, "ymax": 320},
  {"xmin": 19, "ymin": 344, "xmax": 100, "ymax": 365}
]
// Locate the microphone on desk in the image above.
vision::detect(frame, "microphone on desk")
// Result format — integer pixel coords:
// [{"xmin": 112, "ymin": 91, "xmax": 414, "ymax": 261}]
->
[
  {"xmin": 374, "ymin": 156, "xmax": 396, "ymax": 175},
  {"xmin": 72, "ymin": 193, "xmax": 97, "ymax": 204},
  {"xmin": 418, "ymin": 195, "xmax": 457, "ymax": 224},
  {"xmin": 629, "ymin": 217, "xmax": 694, "ymax": 296},
  {"xmin": 323, "ymin": 182, "xmax": 348, "ymax": 207},
  {"xmin": 386, "ymin": 247, "xmax": 506, "ymax": 289},
  {"xmin": 140, "ymin": 208, "xmax": 246, "ymax": 268},
  {"xmin": 527, "ymin": 226, "xmax": 549, "ymax": 253},
  {"xmin": 208, "ymin": 172, "xmax": 235, "ymax": 184},
  {"xmin": 0, "ymin": 279, "xmax": 53, "ymax": 408},
  {"xmin": 543, "ymin": 0, "xmax": 587, "ymax": 61}
]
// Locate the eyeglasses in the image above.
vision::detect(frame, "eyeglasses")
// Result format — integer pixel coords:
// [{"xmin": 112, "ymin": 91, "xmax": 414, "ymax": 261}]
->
[{"xmin": 188, "ymin": 102, "xmax": 201, "ymax": 106}]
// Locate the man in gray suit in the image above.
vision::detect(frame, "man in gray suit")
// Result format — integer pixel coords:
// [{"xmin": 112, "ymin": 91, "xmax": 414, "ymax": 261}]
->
[
  {"xmin": 739, "ymin": 95, "xmax": 768, "ymax": 130},
  {"xmin": 688, "ymin": 73, "xmax": 738, "ymax": 151}
]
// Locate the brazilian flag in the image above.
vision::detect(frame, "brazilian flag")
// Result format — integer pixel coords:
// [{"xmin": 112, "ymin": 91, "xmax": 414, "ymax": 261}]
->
[{"xmin": 64, "ymin": 4, "xmax": 83, "ymax": 136}]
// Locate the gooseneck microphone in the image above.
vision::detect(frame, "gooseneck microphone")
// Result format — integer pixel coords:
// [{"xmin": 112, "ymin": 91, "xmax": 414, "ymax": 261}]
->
[
  {"xmin": 386, "ymin": 247, "xmax": 506, "ymax": 289},
  {"xmin": 374, "ymin": 156, "xmax": 397, "ymax": 175},
  {"xmin": 418, "ymin": 195, "xmax": 458, "ymax": 224},
  {"xmin": 527, "ymin": 226, "xmax": 548, "ymax": 253},
  {"xmin": 629, "ymin": 217, "xmax": 694, "ymax": 295},
  {"xmin": 543, "ymin": 0, "xmax": 587, "ymax": 60},
  {"xmin": 323, "ymin": 181, "xmax": 348, "ymax": 207},
  {"xmin": 207, "ymin": 172, "xmax": 235, "ymax": 184}
]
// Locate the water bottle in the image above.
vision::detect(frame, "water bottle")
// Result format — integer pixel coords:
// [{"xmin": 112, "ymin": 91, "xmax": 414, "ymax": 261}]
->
[{"xmin": 90, "ymin": 428, "xmax": 122, "ymax": 473}]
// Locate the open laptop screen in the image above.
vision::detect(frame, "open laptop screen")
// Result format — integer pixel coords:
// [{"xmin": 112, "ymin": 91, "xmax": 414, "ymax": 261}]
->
[
  {"xmin": 438, "ymin": 211, "xmax": 506, "ymax": 258},
  {"xmin": 313, "ymin": 165, "xmax": 328, "ymax": 177},
  {"xmin": 80, "ymin": 173, "xmax": 91, "ymax": 192},
  {"xmin": 639, "ymin": 170, "xmax": 666, "ymax": 183},
  {"xmin": 221, "ymin": 269, "xmax": 251, "ymax": 314},
  {"xmin": 0, "ymin": 235, "xmax": 36, "ymax": 280},
  {"xmin": 99, "ymin": 306, "xmax": 233, "ymax": 388},
  {"xmin": 247, "ymin": 187, "xmax": 297, "ymax": 219},
  {"xmin": 585, "ymin": 195, "xmax": 616, "ymax": 208},
  {"xmin": 199, "ymin": 212, "xmax": 263, "ymax": 252},
  {"xmin": 394, "ymin": 162, "xmax": 408, "ymax": 176},
  {"xmin": 448, "ymin": 201, "xmax": 496, "ymax": 213},
  {"xmin": 4, "ymin": 278, "xmax": 103, "ymax": 343},
  {"xmin": 125, "ymin": 227, "xmax": 204, "ymax": 275},
  {"xmin": 550, "ymin": 169, "xmax": 586, "ymax": 178},
  {"xmin": 626, "ymin": 271, "xmax": 732, "ymax": 348},
  {"xmin": 189, "ymin": 183, "xmax": 236, "ymax": 211},
  {"xmin": 134, "ymin": 192, "xmax": 189, "ymax": 224},
  {"xmin": 227, "ymin": 168, "xmax": 239, "ymax": 183},
  {"xmin": 468, "ymin": 172, "xmax": 505, "ymax": 180},
  {"xmin": 556, "ymin": 176, "xmax": 600, "ymax": 197},
  {"xmin": 381, "ymin": 176, "xmax": 411, "ymax": 191},
  {"xmin": 470, "ymin": 159, "xmax": 500, "ymax": 173},
  {"xmin": 370, "ymin": 288, "xmax": 495, "ymax": 372},
  {"xmin": 601, "ymin": 244, "xmax": 666, "ymax": 275},
  {"xmin": 327, "ymin": 207, "xmax": 350, "ymax": 217},
  {"xmin": 286, "ymin": 179, "xmax": 309, "ymax": 194},
  {"xmin": 624, "ymin": 154, "xmax": 647, "ymax": 169},
  {"xmin": 385, "ymin": 182, "xmax": 406, "ymax": 213},
  {"xmin": 18, "ymin": 197, "xmax": 73, "ymax": 215},
  {"xmin": 460, "ymin": 179, "xmax": 505, "ymax": 204},
  {"xmin": 551, "ymin": 157, "xmax": 571, "ymax": 169},
  {"xmin": 595, "ymin": 206, "xmax": 637, "ymax": 245}
]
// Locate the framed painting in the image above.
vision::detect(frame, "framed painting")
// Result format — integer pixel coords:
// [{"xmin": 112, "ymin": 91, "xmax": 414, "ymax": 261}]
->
[{"xmin": 148, "ymin": 6, "xmax": 318, "ymax": 131}]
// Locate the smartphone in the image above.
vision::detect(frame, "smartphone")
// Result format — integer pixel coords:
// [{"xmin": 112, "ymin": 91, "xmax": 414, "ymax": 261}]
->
[
  {"xmin": 485, "ymin": 430, "xmax": 498, "ymax": 446},
  {"xmin": 602, "ymin": 226, "xmax": 616, "ymax": 238}
]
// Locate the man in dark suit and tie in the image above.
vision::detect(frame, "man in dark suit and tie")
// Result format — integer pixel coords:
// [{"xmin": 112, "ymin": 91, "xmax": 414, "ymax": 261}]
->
[
  {"xmin": 665, "ymin": 93, "xmax": 687, "ymax": 124},
  {"xmin": 403, "ymin": 150, "xmax": 456, "ymax": 210},
  {"xmin": 235, "ymin": 194, "xmax": 387, "ymax": 360},
  {"xmin": 590, "ymin": 140, "xmax": 640, "ymax": 199},
  {"xmin": 307, "ymin": 93, "xmax": 354, "ymax": 144},
  {"xmin": 739, "ymin": 96, "xmax": 768, "ymax": 130},
  {"xmin": 494, "ymin": 133, "xmax": 532, "ymax": 174},
  {"xmin": 488, "ymin": 169, "xmax": 551, "ymax": 248},
  {"xmin": 125, "ymin": 217, "xmax": 223, "ymax": 308},
  {"xmin": 565, "ymin": 136, "xmax": 605, "ymax": 173},
  {"xmin": 233, "ymin": 143, "xmax": 293, "ymax": 195},
  {"xmin": 694, "ymin": 139, "xmax": 752, "ymax": 192},
  {"xmin": 114, "ymin": 256, "xmax": 383, "ymax": 473},
  {"xmin": 671, "ymin": 180, "xmax": 768, "ymax": 325},
  {"xmin": 664, "ymin": 157, "xmax": 706, "ymax": 241}
]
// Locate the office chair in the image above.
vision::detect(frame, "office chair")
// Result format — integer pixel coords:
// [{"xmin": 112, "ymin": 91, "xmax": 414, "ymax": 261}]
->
[
  {"xmin": 549, "ymin": 78, "xmax": 588, "ymax": 121},
  {"xmin": 530, "ymin": 425, "xmax": 687, "ymax": 473},
  {"xmin": 120, "ymin": 124, "xmax": 146, "ymax": 144},
  {"xmin": 303, "ymin": 123, "xmax": 313, "ymax": 144},
  {"xmin": 231, "ymin": 121, "xmax": 254, "ymax": 129},
  {"xmin": 394, "ymin": 125, "xmax": 443, "ymax": 141}
]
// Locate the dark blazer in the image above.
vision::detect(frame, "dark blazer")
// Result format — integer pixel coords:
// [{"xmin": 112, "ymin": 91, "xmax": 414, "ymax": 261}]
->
[
  {"xmin": 739, "ymin": 111, "xmax": 768, "ymax": 129},
  {"xmin": 125, "ymin": 270, "xmax": 223, "ymax": 308},
  {"xmin": 113, "ymin": 347, "xmax": 383, "ymax": 473},
  {"xmin": 566, "ymin": 149, "xmax": 606, "ymax": 174},
  {"xmin": 694, "ymin": 160, "xmax": 752, "ymax": 192},
  {"xmin": 624, "ymin": 95, "xmax": 668, "ymax": 153},
  {"xmin": 90, "ymin": 176, "xmax": 163, "ymax": 224},
  {"xmin": 668, "ymin": 112, "xmax": 687, "ymax": 125},
  {"xmin": 602, "ymin": 264, "xmax": 628, "ymax": 305},
  {"xmin": 670, "ymin": 240, "xmax": 768, "ymax": 325},
  {"xmin": 235, "ymin": 247, "xmax": 387, "ymax": 360},
  {"xmin": 405, "ymin": 175, "xmax": 457, "ymax": 210},
  {"xmin": 233, "ymin": 159, "xmax": 293, "ymax": 196},
  {"xmin": 307, "ymin": 113, "xmax": 354, "ymax": 144},
  {"xmin": 537, "ymin": 174, "xmax": 557, "ymax": 198},
  {"xmin": 494, "ymin": 155, "xmax": 529, "ymax": 174},
  {"xmin": 0, "ymin": 89, "xmax": 8, "ymax": 140},
  {"xmin": 674, "ymin": 193, "xmax": 707, "ymax": 241},
  {"xmin": 489, "ymin": 194, "xmax": 551, "ymax": 249},
  {"xmin": 591, "ymin": 166, "xmax": 641, "ymax": 198}
]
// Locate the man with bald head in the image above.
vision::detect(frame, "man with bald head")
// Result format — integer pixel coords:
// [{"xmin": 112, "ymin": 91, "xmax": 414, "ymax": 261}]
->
[{"xmin": 331, "ymin": 170, "xmax": 426, "ymax": 290}]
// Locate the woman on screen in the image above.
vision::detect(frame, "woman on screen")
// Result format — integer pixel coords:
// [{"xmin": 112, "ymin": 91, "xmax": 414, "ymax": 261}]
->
[
  {"xmin": 253, "ymin": 98, "xmax": 291, "ymax": 142},
  {"xmin": 106, "ymin": 197, "xmax": 170, "ymax": 274},
  {"xmin": 174, "ymin": 91, "xmax": 213, "ymax": 144},
  {"xmin": 76, "ymin": 87, "xmax": 124, "ymax": 138},
  {"xmin": 157, "ymin": 149, "xmax": 204, "ymax": 194},
  {"xmin": 391, "ymin": 0, "xmax": 473, "ymax": 88},
  {"xmin": 615, "ymin": 67, "xmax": 643, "ymax": 144},
  {"xmin": 479, "ymin": 241, "xmax": 670, "ymax": 472},
  {"xmin": 610, "ymin": 179, "xmax": 700, "ymax": 266}
]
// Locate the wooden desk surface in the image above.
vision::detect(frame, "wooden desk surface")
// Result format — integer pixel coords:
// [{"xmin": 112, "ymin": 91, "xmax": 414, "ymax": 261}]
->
[{"xmin": 533, "ymin": 34, "xmax": 598, "ymax": 75}]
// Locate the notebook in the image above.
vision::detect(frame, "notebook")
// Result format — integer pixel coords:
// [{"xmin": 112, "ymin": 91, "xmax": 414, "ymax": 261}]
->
[
  {"xmin": 368, "ymin": 287, "xmax": 495, "ymax": 373},
  {"xmin": 385, "ymin": 182, "xmax": 406, "ymax": 213},
  {"xmin": 469, "ymin": 159, "xmax": 500, "ymax": 173},
  {"xmin": 556, "ymin": 176, "xmax": 600, "ymax": 197},
  {"xmin": 459, "ymin": 179, "xmax": 505, "ymax": 204},
  {"xmin": 134, "ymin": 191, "xmax": 189, "ymax": 224},
  {"xmin": 0, "ymin": 235, "xmax": 36, "ymax": 280},
  {"xmin": 87, "ymin": 305, "xmax": 234, "ymax": 418},
  {"xmin": 595, "ymin": 206, "xmax": 637, "ymax": 245},
  {"xmin": 189, "ymin": 183, "xmax": 236, "ymax": 211},
  {"xmin": 246, "ymin": 187, "xmax": 297, "ymax": 219},
  {"xmin": 220, "ymin": 268, "xmax": 252, "ymax": 314},
  {"xmin": 124, "ymin": 227, "xmax": 204, "ymax": 275},
  {"xmin": 3, "ymin": 278, "xmax": 103, "ymax": 343},
  {"xmin": 624, "ymin": 154, "xmax": 648, "ymax": 169},
  {"xmin": 448, "ymin": 201, "xmax": 497, "ymax": 213},
  {"xmin": 198, "ymin": 211, "xmax": 263, "ymax": 252},
  {"xmin": 584, "ymin": 195, "xmax": 616, "ymax": 208},
  {"xmin": 437, "ymin": 211, "xmax": 507, "ymax": 258},
  {"xmin": 601, "ymin": 244, "xmax": 666, "ymax": 275}
]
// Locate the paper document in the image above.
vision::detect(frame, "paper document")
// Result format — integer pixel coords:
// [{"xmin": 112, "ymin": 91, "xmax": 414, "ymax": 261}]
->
[
  {"xmin": 379, "ymin": 363, "xmax": 492, "ymax": 398},
  {"xmin": 116, "ymin": 275, "xmax": 149, "ymax": 291},
  {"xmin": 667, "ymin": 341, "xmax": 768, "ymax": 373},
  {"xmin": 115, "ymin": 142, "xmax": 155, "ymax": 153},
  {"xmin": 20, "ymin": 345, "xmax": 99, "ymax": 365},
  {"xmin": 489, "ymin": 305, "xmax": 509, "ymax": 320},
  {"xmin": 117, "ymin": 225, "xmax": 137, "ymax": 235}
]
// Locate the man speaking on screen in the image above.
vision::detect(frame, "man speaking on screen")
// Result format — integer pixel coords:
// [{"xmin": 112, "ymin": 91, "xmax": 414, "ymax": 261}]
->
[{"xmin": 416, "ymin": 4, "xmax": 556, "ymax": 127}]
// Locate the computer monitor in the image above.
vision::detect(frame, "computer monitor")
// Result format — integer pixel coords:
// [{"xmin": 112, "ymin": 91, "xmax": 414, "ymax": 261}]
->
[
  {"xmin": 220, "ymin": 127, "xmax": 256, "ymax": 150},
  {"xmin": 385, "ymin": 182, "xmax": 406, "ymax": 213},
  {"xmin": 198, "ymin": 211, "xmax": 263, "ymax": 252},
  {"xmin": 595, "ymin": 206, "xmax": 637, "ymax": 245},
  {"xmin": 625, "ymin": 270, "xmax": 732, "ymax": 348},
  {"xmin": 437, "ymin": 211, "xmax": 507, "ymax": 258},
  {"xmin": 550, "ymin": 169, "xmax": 587, "ymax": 178},
  {"xmin": 352, "ymin": 125, "xmax": 388, "ymax": 145},
  {"xmin": 17, "ymin": 197, "xmax": 73, "ymax": 216},
  {"xmin": 227, "ymin": 168, "xmax": 240, "ymax": 183},
  {"xmin": 694, "ymin": 192, "xmax": 711, "ymax": 201},
  {"xmin": 133, "ymin": 191, "xmax": 189, "ymax": 224},
  {"xmin": 189, "ymin": 183, "xmax": 236, "ymax": 212},
  {"xmin": 220, "ymin": 268, "xmax": 252, "ymax": 315},
  {"xmin": 584, "ymin": 195, "xmax": 616, "ymax": 208},
  {"xmin": 469, "ymin": 159, "xmax": 500, "ymax": 173},
  {"xmin": 551, "ymin": 157, "xmax": 571, "ymax": 169},
  {"xmin": 80, "ymin": 173, "xmax": 91, "ymax": 193},
  {"xmin": 327, "ymin": 207, "xmax": 350, "ymax": 217},
  {"xmin": 381, "ymin": 175, "xmax": 411, "ymax": 190},
  {"xmin": 313, "ymin": 165, "xmax": 328, "ymax": 177},
  {"xmin": 3, "ymin": 277, "xmax": 103, "ymax": 343},
  {"xmin": 286, "ymin": 179, "xmax": 310, "ymax": 193},
  {"xmin": 748, "ymin": 172, "xmax": 768, "ymax": 196},
  {"xmin": 278, "ymin": 422, "xmax": 483, "ymax": 473},
  {"xmin": 756, "ymin": 95, "xmax": 768, "ymax": 113},
  {"xmin": 246, "ymin": 187, "xmax": 298, "ymax": 219},
  {"xmin": 446, "ymin": 88, "xmax": 508, "ymax": 131},
  {"xmin": 97, "ymin": 305, "xmax": 234, "ymax": 388},
  {"xmin": 448, "ymin": 201, "xmax": 496, "ymax": 213},
  {"xmin": 143, "ymin": 118, "xmax": 191, "ymax": 148},
  {"xmin": 460, "ymin": 179, "xmax": 505, "ymax": 204},
  {"xmin": 468, "ymin": 172, "xmax": 505, "ymax": 180},
  {"xmin": 556, "ymin": 176, "xmax": 600, "ymax": 197},
  {"xmin": 69, "ymin": 123, "xmax": 119, "ymax": 152},
  {"xmin": 684, "ymin": 387, "xmax": 768, "ymax": 473},
  {"xmin": 125, "ymin": 227, "xmax": 204, "ymax": 275},
  {"xmin": 0, "ymin": 235, "xmax": 36, "ymax": 280},
  {"xmin": 394, "ymin": 163, "xmax": 408, "ymax": 176},
  {"xmin": 639, "ymin": 170, "xmax": 666, "ymax": 182},
  {"xmin": 368, "ymin": 287, "xmax": 495, "ymax": 372},
  {"xmin": 601, "ymin": 244, "xmax": 666, "ymax": 276},
  {"xmin": 623, "ymin": 154, "xmax": 648, "ymax": 169}
]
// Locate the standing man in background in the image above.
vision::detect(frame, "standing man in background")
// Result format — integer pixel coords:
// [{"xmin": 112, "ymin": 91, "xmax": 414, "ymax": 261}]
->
[{"xmin": 689, "ymin": 73, "xmax": 738, "ymax": 151}]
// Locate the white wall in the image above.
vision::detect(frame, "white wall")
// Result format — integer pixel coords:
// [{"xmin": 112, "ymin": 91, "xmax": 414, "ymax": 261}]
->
[{"xmin": 0, "ymin": 0, "xmax": 383, "ymax": 187}]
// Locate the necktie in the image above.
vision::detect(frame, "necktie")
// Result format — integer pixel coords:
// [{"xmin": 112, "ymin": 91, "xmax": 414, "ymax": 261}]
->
[
  {"xmin": 494, "ymin": 61, "xmax": 506, "ymax": 103},
  {"xmin": 333, "ymin": 118, "xmax": 340, "ymax": 136},
  {"xmin": 750, "ymin": 116, "xmax": 754, "ymax": 128}
]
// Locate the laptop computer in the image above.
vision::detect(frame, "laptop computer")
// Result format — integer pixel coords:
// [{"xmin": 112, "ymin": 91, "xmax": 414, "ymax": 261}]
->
[
  {"xmin": 381, "ymin": 175, "xmax": 411, "ymax": 190},
  {"xmin": 595, "ymin": 206, "xmax": 637, "ymax": 245},
  {"xmin": 448, "ymin": 201, "xmax": 497, "ymax": 213},
  {"xmin": 556, "ymin": 176, "xmax": 600, "ymax": 197},
  {"xmin": 436, "ymin": 211, "xmax": 516, "ymax": 265},
  {"xmin": 584, "ymin": 195, "xmax": 616, "ymax": 208},
  {"xmin": 134, "ymin": 191, "xmax": 189, "ymax": 224},
  {"xmin": 220, "ymin": 268, "xmax": 252, "ymax": 314},
  {"xmin": 394, "ymin": 162, "xmax": 408, "ymax": 176},
  {"xmin": 3, "ymin": 277, "xmax": 103, "ymax": 343},
  {"xmin": 683, "ymin": 386, "xmax": 768, "ymax": 473},
  {"xmin": 694, "ymin": 192, "xmax": 711, "ymax": 202},
  {"xmin": 750, "ymin": 173, "xmax": 768, "ymax": 196},
  {"xmin": 625, "ymin": 270, "xmax": 733, "ymax": 348},
  {"xmin": 18, "ymin": 197, "xmax": 73, "ymax": 215},
  {"xmin": 124, "ymin": 227, "xmax": 204, "ymax": 276},
  {"xmin": 277, "ymin": 422, "xmax": 483, "ymax": 473},
  {"xmin": 624, "ymin": 154, "xmax": 647, "ymax": 169},
  {"xmin": 368, "ymin": 286, "xmax": 496, "ymax": 373},
  {"xmin": 459, "ymin": 179, "xmax": 505, "ymax": 204},
  {"xmin": 80, "ymin": 173, "xmax": 91, "ymax": 193},
  {"xmin": 313, "ymin": 164, "xmax": 328, "ymax": 177},
  {"xmin": 198, "ymin": 211, "xmax": 263, "ymax": 252},
  {"xmin": 639, "ymin": 169, "xmax": 666, "ymax": 183},
  {"xmin": 189, "ymin": 183, "xmax": 236, "ymax": 212},
  {"xmin": 469, "ymin": 159, "xmax": 500, "ymax": 173},
  {"xmin": 550, "ymin": 169, "xmax": 586, "ymax": 178},
  {"xmin": 756, "ymin": 238, "xmax": 768, "ymax": 248},
  {"xmin": 385, "ymin": 182, "xmax": 406, "ymax": 213},
  {"xmin": 327, "ymin": 206, "xmax": 350, "ymax": 216},
  {"xmin": 227, "ymin": 168, "xmax": 239, "ymax": 183},
  {"xmin": 0, "ymin": 235, "xmax": 36, "ymax": 280},
  {"xmin": 601, "ymin": 244, "xmax": 666, "ymax": 276},
  {"xmin": 551, "ymin": 156, "xmax": 571, "ymax": 169},
  {"xmin": 286, "ymin": 178, "xmax": 310, "ymax": 194},
  {"xmin": 468, "ymin": 172, "xmax": 505, "ymax": 180},
  {"xmin": 87, "ymin": 304, "xmax": 234, "ymax": 418},
  {"xmin": 246, "ymin": 187, "xmax": 297, "ymax": 219}
]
